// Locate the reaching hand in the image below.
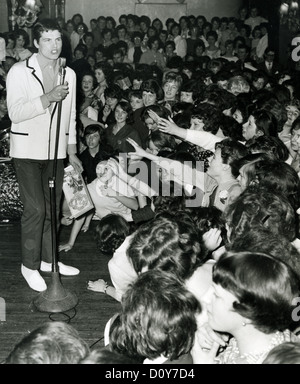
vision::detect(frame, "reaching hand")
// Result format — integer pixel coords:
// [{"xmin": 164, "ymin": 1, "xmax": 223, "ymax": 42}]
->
[
  {"xmin": 203, "ymin": 228, "xmax": 223, "ymax": 252},
  {"xmin": 158, "ymin": 116, "xmax": 180, "ymax": 135},
  {"xmin": 148, "ymin": 109, "xmax": 162, "ymax": 124},
  {"xmin": 127, "ymin": 138, "xmax": 148, "ymax": 161},
  {"xmin": 102, "ymin": 104, "xmax": 111, "ymax": 118},
  {"xmin": 59, "ymin": 243, "xmax": 73, "ymax": 253},
  {"xmin": 195, "ymin": 322, "xmax": 228, "ymax": 350},
  {"xmin": 87, "ymin": 279, "xmax": 107, "ymax": 293}
]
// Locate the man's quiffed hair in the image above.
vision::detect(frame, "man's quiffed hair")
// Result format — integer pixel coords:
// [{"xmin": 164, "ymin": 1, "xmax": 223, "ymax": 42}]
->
[{"xmin": 33, "ymin": 18, "xmax": 62, "ymax": 42}]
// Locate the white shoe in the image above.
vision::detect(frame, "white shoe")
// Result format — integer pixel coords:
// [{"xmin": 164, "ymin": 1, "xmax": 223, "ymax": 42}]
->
[
  {"xmin": 40, "ymin": 261, "xmax": 80, "ymax": 276},
  {"xmin": 21, "ymin": 265, "xmax": 47, "ymax": 292}
]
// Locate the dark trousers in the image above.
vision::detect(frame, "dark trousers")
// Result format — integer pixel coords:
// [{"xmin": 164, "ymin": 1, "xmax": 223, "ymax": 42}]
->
[{"xmin": 13, "ymin": 159, "xmax": 64, "ymax": 270}]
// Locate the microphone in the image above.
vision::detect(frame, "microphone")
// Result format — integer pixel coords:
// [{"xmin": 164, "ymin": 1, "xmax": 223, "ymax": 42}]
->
[{"xmin": 58, "ymin": 57, "xmax": 66, "ymax": 85}]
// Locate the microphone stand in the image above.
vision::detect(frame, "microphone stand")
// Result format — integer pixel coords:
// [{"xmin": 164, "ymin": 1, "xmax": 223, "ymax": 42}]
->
[{"xmin": 34, "ymin": 58, "xmax": 78, "ymax": 314}]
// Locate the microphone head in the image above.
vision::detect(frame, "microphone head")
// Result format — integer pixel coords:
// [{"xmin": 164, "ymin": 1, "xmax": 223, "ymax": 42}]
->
[
  {"xmin": 59, "ymin": 57, "xmax": 66, "ymax": 78},
  {"xmin": 59, "ymin": 57, "xmax": 66, "ymax": 68}
]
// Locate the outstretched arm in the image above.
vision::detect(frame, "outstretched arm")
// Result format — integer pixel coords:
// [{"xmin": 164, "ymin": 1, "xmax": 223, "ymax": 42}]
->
[
  {"xmin": 154, "ymin": 111, "xmax": 222, "ymax": 152},
  {"xmin": 87, "ymin": 279, "xmax": 119, "ymax": 301},
  {"xmin": 107, "ymin": 158, "xmax": 158, "ymax": 197},
  {"xmin": 127, "ymin": 138, "xmax": 205, "ymax": 192}
]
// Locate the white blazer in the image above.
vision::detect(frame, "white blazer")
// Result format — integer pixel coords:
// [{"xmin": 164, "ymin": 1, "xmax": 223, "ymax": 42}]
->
[{"xmin": 7, "ymin": 53, "xmax": 77, "ymax": 160}]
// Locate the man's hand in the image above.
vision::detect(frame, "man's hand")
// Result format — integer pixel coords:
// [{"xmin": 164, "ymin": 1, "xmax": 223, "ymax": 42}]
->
[
  {"xmin": 46, "ymin": 81, "xmax": 69, "ymax": 103},
  {"xmin": 69, "ymin": 154, "xmax": 83, "ymax": 174}
]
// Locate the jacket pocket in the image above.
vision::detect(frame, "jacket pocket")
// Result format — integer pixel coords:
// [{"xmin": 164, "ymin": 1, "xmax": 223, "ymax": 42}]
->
[{"xmin": 10, "ymin": 131, "xmax": 29, "ymax": 136}]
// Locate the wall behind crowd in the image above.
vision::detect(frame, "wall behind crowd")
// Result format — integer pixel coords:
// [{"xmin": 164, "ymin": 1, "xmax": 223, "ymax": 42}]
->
[
  {"xmin": 0, "ymin": 0, "xmax": 243, "ymax": 34},
  {"xmin": 65, "ymin": 0, "xmax": 243, "ymax": 26}
]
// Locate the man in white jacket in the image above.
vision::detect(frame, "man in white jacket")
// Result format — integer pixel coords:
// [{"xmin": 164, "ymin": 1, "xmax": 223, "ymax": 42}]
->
[{"xmin": 7, "ymin": 19, "xmax": 83, "ymax": 292}]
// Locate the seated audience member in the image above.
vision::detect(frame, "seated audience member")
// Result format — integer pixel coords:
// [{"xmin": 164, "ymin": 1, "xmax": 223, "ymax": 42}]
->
[
  {"xmin": 164, "ymin": 40, "xmax": 178, "ymax": 66},
  {"xmin": 245, "ymin": 135, "xmax": 289, "ymax": 162},
  {"xmin": 87, "ymin": 210, "xmax": 216, "ymax": 304},
  {"xmin": 128, "ymin": 90, "xmax": 144, "ymax": 112},
  {"xmin": 219, "ymin": 116, "xmax": 244, "ymax": 142},
  {"xmin": 127, "ymin": 32, "xmax": 148, "ymax": 65},
  {"xmin": 192, "ymin": 206, "xmax": 227, "ymax": 260},
  {"xmin": 256, "ymin": 47, "xmax": 281, "ymax": 77},
  {"xmin": 200, "ymin": 139, "xmax": 248, "ymax": 211},
  {"xmin": 108, "ymin": 270, "xmax": 201, "ymax": 364},
  {"xmin": 231, "ymin": 94, "xmax": 251, "ymax": 125},
  {"xmin": 60, "ymin": 124, "xmax": 115, "ymax": 227},
  {"xmin": 140, "ymin": 78, "xmax": 164, "ymax": 108},
  {"xmin": 242, "ymin": 109, "xmax": 279, "ymax": 142},
  {"xmin": 263, "ymin": 342, "xmax": 300, "ymax": 365},
  {"xmin": 227, "ymin": 75, "xmax": 251, "ymax": 97},
  {"xmin": 222, "ymin": 40, "xmax": 238, "ymax": 62},
  {"xmin": 192, "ymin": 251, "xmax": 300, "ymax": 364},
  {"xmin": 147, "ymin": 130, "xmax": 177, "ymax": 156},
  {"xmin": 105, "ymin": 100, "xmax": 142, "ymax": 154},
  {"xmin": 98, "ymin": 84, "xmax": 123, "ymax": 126},
  {"xmin": 70, "ymin": 44, "xmax": 91, "ymax": 80},
  {"xmin": 170, "ymin": 23, "xmax": 187, "ymax": 59},
  {"xmin": 162, "ymin": 71, "xmax": 183, "ymax": 111},
  {"xmin": 93, "ymin": 62, "xmax": 114, "ymax": 105},
  {"xmin": 280, "ymin": 100, "xmax": 300, "ymax": 154},
  {"xmin": 228, "ymin": 227, "xmax": 300, "ymax": 278},
  {"xmin": 245, "ymin": 6, "xmax": 268, "ymax": 32},
  {"xmin": 156, "ymin": 115, "xmax": 249, "ymax": 209},
  {"xmin": 94, "ymin": 214, "xmax": 132, "ymax": 257},
  {"xmin": 251, "ymin": 70, "xmax": 268, "ymax": 92},
  {"xmin": 224, "ymin": 185, "xmax": 297, "ymax": 244},
  {"xmin": 59, "ymin": 160, "xmax": 139, "ymax": 253},
  {"xmin": 235, "ymin": 158, "xmax": 300, "ymax": 211},
  {"xmin": 11, "ymin": 29, "xmax": 32, "ymax": 62},
  {"xmin": 78, "ymin": 124, "xmax": 115, "ymax": 184},
  {"xmin": 6, "ymin": 322, "xmax": 89, "ymax": 364},
  {"xmin": 204, "ymin": 31, "xmax": 221, "ymax": 60},
  {"xmin": 132, "ymin": 100, "xmax": 169, "ymax": 146},
  {"xmin": 77, "ymin": 71, "xmax": 102, "ymax": 120},
  {"xmin": 87, "ymin": 214, "xmax": 136, "ymax": 301},
  {"xmin": 251, "ymin": 25, "xmax": 262, "ymax": 54},
  {"xmin": 180, "ymin": 79, "xmax": 205, "ymax": 107},
  {"xmin": 139, "ymin": 36, "xmax": 166, "ymax": 71},
  {"xmin": 234, "ymin": 44, "xmax": 257, "ymax": 72}
]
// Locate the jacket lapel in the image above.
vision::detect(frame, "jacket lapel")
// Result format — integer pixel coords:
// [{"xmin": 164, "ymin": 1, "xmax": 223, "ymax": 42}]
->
[{"xmin": 26, "ymin": 54, "xmax": 45, "ymax": 93}]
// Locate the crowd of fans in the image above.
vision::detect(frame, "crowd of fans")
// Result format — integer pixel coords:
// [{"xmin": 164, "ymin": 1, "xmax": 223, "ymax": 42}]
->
[{"xmin": 1, "ymin": 4, "xmax": 300, "ymax": 364}]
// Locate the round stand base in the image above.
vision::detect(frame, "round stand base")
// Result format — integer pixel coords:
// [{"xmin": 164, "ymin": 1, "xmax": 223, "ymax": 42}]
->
[{"xmin": 33, "ymin": 272, "xmax": 78, "ymax": 313}]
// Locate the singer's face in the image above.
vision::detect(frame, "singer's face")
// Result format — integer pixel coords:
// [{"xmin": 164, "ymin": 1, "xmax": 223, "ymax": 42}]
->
[{"xmin": 34, "ymin": 30, "xmax": 62, "ymax": 61}]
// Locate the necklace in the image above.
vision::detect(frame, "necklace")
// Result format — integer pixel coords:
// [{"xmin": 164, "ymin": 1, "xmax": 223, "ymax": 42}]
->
[{"xmin": 217, "ymin": 331, "xmax": 292, "ymax": 365}]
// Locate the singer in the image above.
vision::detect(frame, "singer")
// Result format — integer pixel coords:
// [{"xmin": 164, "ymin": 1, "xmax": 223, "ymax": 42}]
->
[{"xmin": 6, "ymin": 19, "xmax": 83, "ymax": 292}]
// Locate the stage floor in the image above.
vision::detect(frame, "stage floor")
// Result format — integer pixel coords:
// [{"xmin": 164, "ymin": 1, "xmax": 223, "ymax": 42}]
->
[{"xmin": 0, "ymin": 221, "xmax": 121, "ymax": 363}]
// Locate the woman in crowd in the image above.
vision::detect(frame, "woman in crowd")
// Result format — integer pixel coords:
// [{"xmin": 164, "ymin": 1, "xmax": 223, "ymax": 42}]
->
[
  {"xmin": 139, "ymin": 36, "xmax": 166, "ymax": 71},
  {"xmin": 192, "ymin": 251, "xmax": 300, "ymax": 364},
  {"xmin": 11, "ymin": 29, "xmax": 32, "ymax": 61}
]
